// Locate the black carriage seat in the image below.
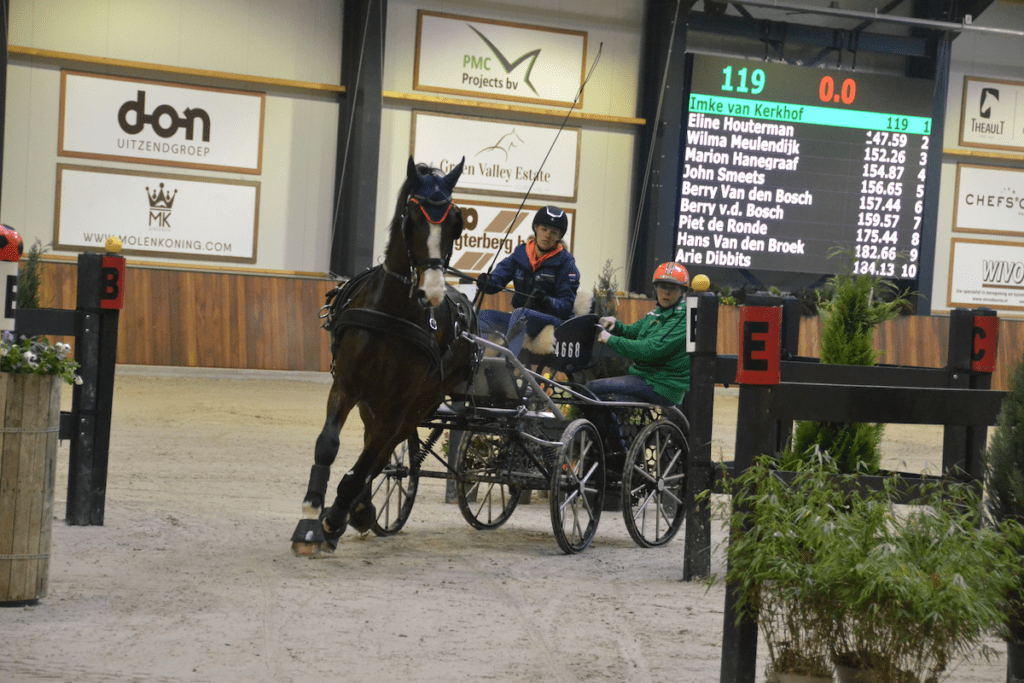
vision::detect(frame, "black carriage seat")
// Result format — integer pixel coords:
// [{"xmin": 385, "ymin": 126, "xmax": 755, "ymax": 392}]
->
[
  {"xmin": 517, "ymin": 314, "xmax": 600, "ymax": 376},
  {"xmin": 458, "ymin": 356, "xmax": 522, "ymax": 405}
]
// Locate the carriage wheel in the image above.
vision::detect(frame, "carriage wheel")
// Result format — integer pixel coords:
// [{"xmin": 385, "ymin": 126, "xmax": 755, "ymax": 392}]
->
[
  {"xmin": 549, "ymin": 419, "xmax": 605, "ymax": 554},
  {"xmin": 369, "ymin": 438, "xmax": 420, "ymax": 536},
  {"xmin": 455, "ymin": 431, "xmax": 521, "ymax": 530},
  {"xmin": 621, "ymin": 419, "xmax": 688, "ymax": 548}
]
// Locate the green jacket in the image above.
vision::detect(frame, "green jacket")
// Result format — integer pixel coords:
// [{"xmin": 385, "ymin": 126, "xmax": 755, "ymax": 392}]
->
[{"xmin": 606, "ymin": 302, "xmax": 690, "ymax": 404}]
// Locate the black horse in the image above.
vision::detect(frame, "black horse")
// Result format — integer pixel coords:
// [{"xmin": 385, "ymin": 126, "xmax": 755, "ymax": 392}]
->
[{"xmin": 292, "ymin": 157, "xmax": 477, "ymax": 556}]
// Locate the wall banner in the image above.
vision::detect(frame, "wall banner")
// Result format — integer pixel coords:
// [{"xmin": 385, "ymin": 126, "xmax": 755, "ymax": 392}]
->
[
  {"xmin": 953, "ymin": 163, "xmax": 1024, "ymax": 237},
  {"xmin": 448, "ymin": 199, "xmax": 575, "ymax": 277},
  {"xmin": 959, "ymin": 75, "xmax": 1024, "ymax": 153},
  {"xmin": 948, "ymin": 237, "xmax": 1024, "ymax": 314},
  {"xmin": 412, "ymin": 111, "xmax": 580, "ymax": 202},
  {"xmin": 55, "ymin": 165, "xmax": 259, "ymax": 264},
  {"xmin": 414, "ymin": 10, "xmax": 587, "ymax": 108},
  {"xmin": 59, "ymin": 71, "xmax": 265, "ymax": 174}
]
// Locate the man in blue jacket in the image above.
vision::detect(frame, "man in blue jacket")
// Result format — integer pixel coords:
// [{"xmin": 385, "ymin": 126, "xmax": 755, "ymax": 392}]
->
[{"xmin": 477, "ymin": 206, "xmax": 580, "ymax": 356}]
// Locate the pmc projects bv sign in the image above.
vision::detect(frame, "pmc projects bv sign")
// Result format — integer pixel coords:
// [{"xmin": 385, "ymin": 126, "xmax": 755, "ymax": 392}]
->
[
  {"xmin": 414, "ymin": 10, "xmax": 587, "ymax": 108},
  {"xmin": 59, "ymin": 71, "xmax": 265, "ymax": 174}
]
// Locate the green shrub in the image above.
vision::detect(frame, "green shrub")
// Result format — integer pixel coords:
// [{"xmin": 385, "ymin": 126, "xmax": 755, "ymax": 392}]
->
[
  {"xmin": 722, "ymin": 457, "xmax": 1024, "ymax": 681},
  {"xmin": 784, "ymin": 252, "xmax": 912, "ymax": 472},
  {"xmin": 17, "ymin": 239, "xmax": 48, "ymax": 310}
]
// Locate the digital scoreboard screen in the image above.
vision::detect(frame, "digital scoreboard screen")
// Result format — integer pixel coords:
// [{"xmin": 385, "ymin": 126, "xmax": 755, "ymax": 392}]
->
[{"xmin": 678, "ymin": 54, "xmax": 934, "ymax": 280}]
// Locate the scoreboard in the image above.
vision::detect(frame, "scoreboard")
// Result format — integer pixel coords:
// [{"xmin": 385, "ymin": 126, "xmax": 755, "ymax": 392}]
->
[{"xmin": 677, "ymin": 53, "xmax": 934, "ymax": 280}]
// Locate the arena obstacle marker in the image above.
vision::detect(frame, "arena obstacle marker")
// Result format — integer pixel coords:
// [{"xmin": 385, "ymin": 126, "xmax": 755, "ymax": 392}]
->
[
  {"xmin": 683, "ymin": 295, "xmax": 1007, "ymax": 683},
  {"xmin": 14, "ymin": 250, "xmax": 125, "ymax": 526}
]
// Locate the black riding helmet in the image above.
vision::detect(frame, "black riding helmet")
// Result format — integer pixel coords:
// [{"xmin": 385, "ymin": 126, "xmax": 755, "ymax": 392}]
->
[{"xmin": 533, "ymin": 205, "xmax": 568, "ymax": 238}]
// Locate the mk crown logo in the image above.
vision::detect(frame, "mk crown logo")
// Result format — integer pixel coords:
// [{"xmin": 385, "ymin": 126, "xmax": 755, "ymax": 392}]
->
[
  {"xmin": 147, "ymin": 183, "xmax": 177, "ymax": 228},
  {"xmin": 147, "ymin": 183, "xmax": 176, "ymax": 209},
  {"xmin": 467, "ymin": 25, "xmax": 541, "ymax": 96}
]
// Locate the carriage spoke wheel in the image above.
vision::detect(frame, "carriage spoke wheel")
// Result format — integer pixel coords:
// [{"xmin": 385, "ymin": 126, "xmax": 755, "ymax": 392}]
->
[
  {"xmin": 621, "ymin": 419, "xmax": 688, "ymax": 548},
  {"xmin": 369, "ymin": 437, "xmax": 420, "ymax": 536},
  {"xmin": 549, "ymin": 419, "xmax": 605, "ymax": 554},
  {"xmin": 455, "ymin": 431, "xmax": 521, "ymax": 530}
]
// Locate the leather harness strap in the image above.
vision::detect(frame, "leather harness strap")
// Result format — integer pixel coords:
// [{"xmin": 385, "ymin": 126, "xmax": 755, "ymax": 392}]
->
[{"xmin": 335, "ymin": 308, "xmax": 444, "ymax": 380}]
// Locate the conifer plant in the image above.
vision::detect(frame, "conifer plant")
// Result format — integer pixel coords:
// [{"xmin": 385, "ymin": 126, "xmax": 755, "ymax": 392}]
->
[
  {"xmin": 783, "ymin": 251, "xmax": 912, "ymax": 473},
  {"xmin": 984, "ymin": 351, "xmax": 1024, "ymax": 668}
]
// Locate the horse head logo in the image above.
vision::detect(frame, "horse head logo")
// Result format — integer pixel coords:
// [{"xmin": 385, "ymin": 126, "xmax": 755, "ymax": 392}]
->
[
  {"xmin": 476, "ymin": 130, "xmax": 524, "ymax": 160},
  {"xmin": 980, "ymin": 88, "xmax": 999, "ymax": 119}
]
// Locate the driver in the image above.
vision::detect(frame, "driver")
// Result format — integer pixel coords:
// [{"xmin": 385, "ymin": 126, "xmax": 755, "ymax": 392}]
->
[{"xmin": 476, "ymin": 206, "xmax": 580, "ymax": 356}]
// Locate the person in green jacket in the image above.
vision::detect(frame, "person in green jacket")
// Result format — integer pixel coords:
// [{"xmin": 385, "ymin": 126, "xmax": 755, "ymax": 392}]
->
[{"xmin": 586, "ymin": 261, "xmax": 691, "ymax": 407}]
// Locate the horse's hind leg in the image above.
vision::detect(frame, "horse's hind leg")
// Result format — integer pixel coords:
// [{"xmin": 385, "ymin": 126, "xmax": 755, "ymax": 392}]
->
[{"xmin": 322, "ymin": 405, "xmax": 413, "ymax": 541}]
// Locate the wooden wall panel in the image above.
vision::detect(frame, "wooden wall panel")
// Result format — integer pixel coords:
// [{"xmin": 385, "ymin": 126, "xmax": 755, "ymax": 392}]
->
[{"xmin": 27, "ymin": 262, "xmax": 1024, "ymax": 389}]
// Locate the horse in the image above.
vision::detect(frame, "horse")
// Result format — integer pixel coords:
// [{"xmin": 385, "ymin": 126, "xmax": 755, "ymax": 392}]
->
[{"xmin": 291, "ymin": 157, "xmax": 477, "ymax": 556}]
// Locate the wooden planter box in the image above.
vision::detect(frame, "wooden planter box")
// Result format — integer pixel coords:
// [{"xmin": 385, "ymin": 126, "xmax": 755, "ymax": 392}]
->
[{"xmin": 0, "ymin": 373, "xmax": 63, "ymax": 605}]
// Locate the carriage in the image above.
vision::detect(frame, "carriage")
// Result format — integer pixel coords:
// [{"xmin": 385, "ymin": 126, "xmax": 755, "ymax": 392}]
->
[
  {"xmin": 290, "ymin": 157, "xmax": 689, "ymax": 557},
  {"xmin": 364, "ymin": 317, "xmax": 691, "ymax": 554}
]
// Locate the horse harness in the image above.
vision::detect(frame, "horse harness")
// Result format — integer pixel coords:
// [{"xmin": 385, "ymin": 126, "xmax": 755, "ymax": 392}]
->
[{"xmin": 320, "ymin": 266, "xmax": 475, "ymax": 382}]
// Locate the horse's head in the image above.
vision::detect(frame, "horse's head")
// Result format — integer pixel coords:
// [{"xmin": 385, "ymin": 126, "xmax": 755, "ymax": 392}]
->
[{"xmin": 402, "ymin": 157, "xmax": 465, "ymax": 307}]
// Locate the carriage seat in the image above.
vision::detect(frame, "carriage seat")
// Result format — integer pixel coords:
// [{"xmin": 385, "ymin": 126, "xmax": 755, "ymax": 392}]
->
[{"xmin": 451, "ymin": 356, "xmax": 524, "ymax": 406}]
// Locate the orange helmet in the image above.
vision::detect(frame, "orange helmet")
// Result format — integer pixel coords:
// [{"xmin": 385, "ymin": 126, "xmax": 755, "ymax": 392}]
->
[{"xmin": 652, "ymin": 262, "xmax": 689, "ymax": 288}]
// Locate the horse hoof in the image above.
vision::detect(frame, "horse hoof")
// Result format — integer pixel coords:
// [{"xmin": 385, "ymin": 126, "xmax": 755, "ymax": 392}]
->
[
  {"xmin": 291, "ymin": 541, "xmax": 322, "ymax": 557},
  {"xmin": 290, "ymin": 518, "xmax": 328, "ymax": 557},
  {"xmin": 348, "ymin": 501, "xmax": 377, "ymax": 534}
]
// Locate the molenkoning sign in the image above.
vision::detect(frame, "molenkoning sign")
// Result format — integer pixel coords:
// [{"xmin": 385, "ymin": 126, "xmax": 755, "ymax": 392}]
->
[
  {"xmin": 54, "ymin": 164, "xmax": 259, "ymax": 264},
  {"xmin": 414, "ymin": 10, "xmax": 587, "ymax": 108},
  {"xmin": 411, "ymin": 111, "xmax": 580, "ymax": 201},
  {"xmin": 59, "ymin": 71, "xmax": 265, "ymax": 174},
  {"xmin": 959, "ymin": 75, "xmax": 1024, "ymax": 153}
]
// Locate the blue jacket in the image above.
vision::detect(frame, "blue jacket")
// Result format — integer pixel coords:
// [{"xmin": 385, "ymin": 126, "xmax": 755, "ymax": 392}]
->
[{"xmin": 487, "ymin": 240, "xmax": 580, "ymax": 320}]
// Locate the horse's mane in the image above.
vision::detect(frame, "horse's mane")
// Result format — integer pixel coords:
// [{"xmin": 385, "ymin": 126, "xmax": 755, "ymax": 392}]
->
[{"xmin": 385, "ymin": 164, "xmax": 441, "ymax": 258}]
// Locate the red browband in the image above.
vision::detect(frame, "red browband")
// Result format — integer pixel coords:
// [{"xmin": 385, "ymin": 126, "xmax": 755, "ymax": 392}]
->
[{"xmin": 409, "ymin": 196, "xmax": 453, "ymax": 224}]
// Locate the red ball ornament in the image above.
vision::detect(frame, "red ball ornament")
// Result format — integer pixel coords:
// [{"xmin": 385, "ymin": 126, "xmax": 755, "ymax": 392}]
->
[{"xmin": 0, "ymin": 225, "xmax": 23, "ymax": 262}]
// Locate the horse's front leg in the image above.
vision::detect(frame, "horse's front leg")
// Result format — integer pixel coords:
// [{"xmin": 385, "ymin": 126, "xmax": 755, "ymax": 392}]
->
[{"xmin": 291, "ymin": 379, "xmax": 354, "ymax": 557}]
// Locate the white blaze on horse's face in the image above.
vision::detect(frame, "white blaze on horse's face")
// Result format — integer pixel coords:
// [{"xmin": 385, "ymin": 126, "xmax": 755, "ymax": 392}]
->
[{"xmin": 420, "ymin": 224, "xmax": 445, "ymax": 307}]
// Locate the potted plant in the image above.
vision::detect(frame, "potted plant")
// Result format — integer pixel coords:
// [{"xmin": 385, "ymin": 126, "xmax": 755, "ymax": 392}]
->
[
  {"xmin": 825, "ymin": 474, "xmax": 1022, "ymax": 683},
  {"xmin": 721, "ymin": 457, "xmax": 1024, "ymax": 683},
  {"xmin": 983, "ymin": 350, "xmax": 1024, "ymax": 681},
  {"xmin": 0, "ymin": 334, "xmax": 81, "ymax": 605},
  {"xmin": 721, "ymin": 457, "xmax": 839, "ymax": 682}
]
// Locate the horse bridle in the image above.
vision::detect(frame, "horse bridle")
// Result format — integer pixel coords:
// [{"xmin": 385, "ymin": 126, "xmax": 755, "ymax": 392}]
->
[{"xmin": 383, "ymin": 192, "xmax": 459, "ymax": 301}]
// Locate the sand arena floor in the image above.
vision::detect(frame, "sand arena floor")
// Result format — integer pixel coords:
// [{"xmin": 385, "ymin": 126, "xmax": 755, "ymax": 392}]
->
[{"xmin": 0, "ymin": 367, "xmax": 1007, "ymax": 682}]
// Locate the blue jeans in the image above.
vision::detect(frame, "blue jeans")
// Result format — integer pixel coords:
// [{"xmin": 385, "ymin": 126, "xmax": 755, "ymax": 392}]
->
[
  {"xmin": 585, "ymin": 375, "xmax": 679, "ymax": 458},
  {"xmin": 478, "ymin": 307, "xmax": 564, "ymax": 358},
  {"xmin": 585, "ymin": 374, "xmax": 673, "ymax": 406}
]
